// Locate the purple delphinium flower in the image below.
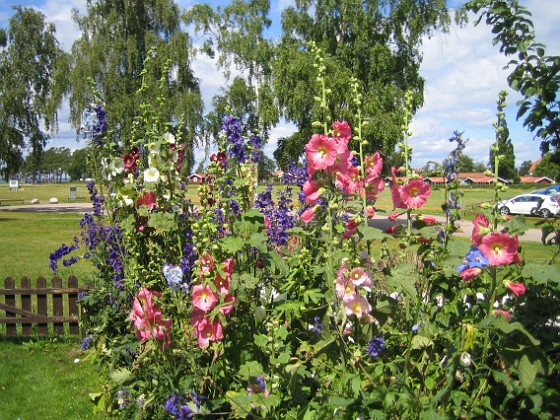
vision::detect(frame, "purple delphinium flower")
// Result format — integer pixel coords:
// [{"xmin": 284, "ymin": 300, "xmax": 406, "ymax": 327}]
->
[
  {"xmin": 92, "ymin": 105, "xmax": 108, "ymax": 146},
  {"xmin": 254, "ymin": 184, "xmax": 295, "ymax": 247},
  {"xmin": 81, "ymin": 334, "xmax": 94, "ymax": 350},
  {"xmin": 49, "ymin": 243, "xmax": 79, "ymax": 273},
  {"xmin": 222, "ymin": 116, "xmax": 246, "ymax": 163},
  {"xmin": 164, "ymin": 394, "xmax": 194, "ymax": 420},
  {"xmin": 366, "ymin": 336, "xmax": 385, "ymax": 358},
  {"xmin": 313, "ymin": 316, "xmax": 323, "ymax": 336}
]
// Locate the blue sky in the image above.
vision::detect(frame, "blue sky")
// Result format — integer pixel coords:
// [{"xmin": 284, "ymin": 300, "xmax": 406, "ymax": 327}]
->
[{"xmin": 1, "ymin": 0, "xmax": 559, "ymax": 170}]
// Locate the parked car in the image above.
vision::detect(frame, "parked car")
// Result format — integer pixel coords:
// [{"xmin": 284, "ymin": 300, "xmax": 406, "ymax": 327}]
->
[
  {"xmin": 530, "ymin": 184, "xmax": 560, "ymax": 197},
  {"xmin": 498, "ymin": 193, "xmax": 560, "ymax": 218}
]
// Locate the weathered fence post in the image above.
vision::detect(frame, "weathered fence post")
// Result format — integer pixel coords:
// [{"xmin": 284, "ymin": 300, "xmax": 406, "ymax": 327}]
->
[
  {"xmin": 5, "ymin": 277, "xmax": 16, "ymax": 337},
  {"xmin": 21, "ymin": 277, "xmax": 32, "ymax": 335},
  {"xmin": 37, "ymin": 277, "xmax": 48, "ymax": 336}
]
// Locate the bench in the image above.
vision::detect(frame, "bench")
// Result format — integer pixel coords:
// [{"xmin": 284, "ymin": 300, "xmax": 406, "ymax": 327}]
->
[
  {"xmin": 0, "ymin": 198, "xmax": 24, "ymax": 206},
  {"xmin": 67, "ymin": 194, "xmax": 88, "ymax": 202}
]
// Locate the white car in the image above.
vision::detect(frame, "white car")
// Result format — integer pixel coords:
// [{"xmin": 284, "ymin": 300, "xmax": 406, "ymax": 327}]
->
[{"xmin": 498, "ymin": 193, "xmax": 560, "ymax": 218}]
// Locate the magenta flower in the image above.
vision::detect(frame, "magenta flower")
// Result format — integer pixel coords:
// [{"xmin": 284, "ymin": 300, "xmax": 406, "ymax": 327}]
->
[
  {"xmin": 479, "ymin": 233, "xmax": 519, "ymax": 266},
  {"xmin": 365, "ymin": 152, "xmax": 383, "ymax": 177},
  {"xmin": 471, "ymin": 213, "xmax": 490, "ymax": 246},
  {"xmin": 505, "ymin": 281, "xmax": 526, "ymax": 297},
  {"xmin": 460, "ymin": 267, "xmax": 481, "ymax": 282},
  {"xmin": 136, "ymin": 191, "xmax": 157, "ymax": 209},
  {"xmin": 305, "ymin": 134, "xmax": 338, "ymax": 173},
  {"xmin": 388, "ymin": 211, "xmax": 400, "ymax": 221},
  {"xmin": 129, "ymin": 287, "xmax": 172, "ymax": 348},
  {"xmin": 344, "ymin": 295, "xmax": 372, "ymax": 319},
  {"xmin": 300, "ymin": 206, "xmax": 318, "ymax": 224},
  {"xmin": 195, "ymin": 316, "xmax": 224, "ymax": 348},
  {"xmin": 191, "ymin": 284, "xmax": 219, "ymax": 312},
  {"xmin": 303, "ymin": 179, "xmax": 323, "ymax": 204},
  {"xmin": 495, "ymin": 309, "xmax": 511, "ymax": 320},
  {"xmin": 400, "ymin": 178, "xmax": 431, "ymax": 209},
  {"xmin": 332, "ymin": 120, "xmax": 352, "ymax": 142},
  {"xmin": 420, "ymin": 215, "xmax": 437, "ymax": 225}
]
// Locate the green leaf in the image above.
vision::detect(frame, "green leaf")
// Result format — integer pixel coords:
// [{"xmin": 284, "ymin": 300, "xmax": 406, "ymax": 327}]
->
[
  {"xmin": 411, "ymin": 335, "xmax": 433, "ymax": 349},
  {"xmin": 238, "ymin": 361, "xmax": 263, "ymax": 380},
  {"xmin": 386, "ymin": 263, "xmax": 418, "ymax": 299},
  {"xmin": 522, "ymin": 263, "xmax": 560, "ymax": 285},
  {"xmin": 253, "ymin": 334, "xmax": 269, "ymax": 349},
  {"xmin": 358, "ymin": 225, "xmax": 385, "ymax": 241},
  {"xmin": 110, "ymin": 368, "xmax": 133, "ymax": 384},
  {"xmin": 222, "ymin": 236, "xmax": 246, "ymax": 254},
  {"xmin": 248, "ymin": 232, "xmax": 269, "ymax": 252},
  {"xmin": 477, "ymin": 317, "xmax": 540, "ymax": 346}
]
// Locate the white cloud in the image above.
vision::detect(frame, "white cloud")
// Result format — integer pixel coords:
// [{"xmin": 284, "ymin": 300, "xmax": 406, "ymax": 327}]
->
[{"xmin": 409, "ymin": 0, "xmax": 560, "ymax": 169}]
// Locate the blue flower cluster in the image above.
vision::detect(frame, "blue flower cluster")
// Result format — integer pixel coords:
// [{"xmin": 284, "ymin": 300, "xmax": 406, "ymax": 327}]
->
[
  {"xmin": 81, "ymin": 334, "xmax": 94, "ymax": 350},
  {"xmin": 92, "ymin": 105, "xmax": 108, "ymax": 146},
  {"xmin": 163, "ymin": 263, "xmax": 189, "ymax": 293},
  {"xmin": 164, "ymin": 394, "xmax": 194, "ymax": 419},
  {"xmin": 220, "ymin": 116, "xmax": 262, "ymax": 164},
  {"xmin": 366, "ymin": 336, "xmax": 385, "ymax": 358},
  {"xmin": 49, "ymin": 241, "xmax": 79, "ymax": 273},
  {"xmin": 255, "ymin": 184, "xmax": 296, "ymax": 246},
  {"xmin": 457, "ymin": 245, "xmax": 489, "ymax": 272},
  {"xmin": 180, "ymin": 230, "xmax": 197, "ymax": 283}
]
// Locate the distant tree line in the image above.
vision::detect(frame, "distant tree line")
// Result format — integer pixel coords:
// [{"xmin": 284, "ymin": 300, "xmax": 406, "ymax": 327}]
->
[{"xmin": 18, "ymin": 147, "xmax": 90, "ymax": 183}]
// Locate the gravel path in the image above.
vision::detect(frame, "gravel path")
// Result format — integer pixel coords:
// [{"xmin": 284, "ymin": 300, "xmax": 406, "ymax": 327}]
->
[{"xmin": 0, "ymin": 202, "xmax": 554, "ymax": 243}]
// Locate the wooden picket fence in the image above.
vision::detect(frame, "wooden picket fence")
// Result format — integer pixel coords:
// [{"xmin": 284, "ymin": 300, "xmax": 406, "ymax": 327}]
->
[{"xmin": 0, "ymin": 276, "xmax": 92, "ymax": 337}]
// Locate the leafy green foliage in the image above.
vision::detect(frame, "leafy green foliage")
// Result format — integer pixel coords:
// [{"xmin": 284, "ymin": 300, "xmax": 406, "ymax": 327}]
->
[
  {"xmin": 0, "ymin": 7, "xmax": 69, "ymax": 179},
  {"xmin": 466, "ymin": 0, "xmax": 560, "ymax": 154}
]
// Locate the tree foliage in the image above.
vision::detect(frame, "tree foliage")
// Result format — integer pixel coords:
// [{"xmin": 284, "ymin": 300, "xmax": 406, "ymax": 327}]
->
[
  {"xmin": 490, "ymin": 90, "xmax": 518, "ymax": 182},
  {"xmin": 184, "ymin": 0, "xmax": 278, "ymax": 143},
  {"xmin": 533, "ymin": 153, "xmax": 560, "ymax": 182},
  {"xmin": 273, "ymin": 0, "xmax": 450, "ymax": 162},
  {"xmin": 466, "ymin": 0, "xmax": 560, "ymax": 155},
  {"xmin": 69, "ymin": 0, "xmax": 204, "ymax": 174},
  {"xmin": 0, "ymin": 7, "xmax": 69, "ymax": 179}
]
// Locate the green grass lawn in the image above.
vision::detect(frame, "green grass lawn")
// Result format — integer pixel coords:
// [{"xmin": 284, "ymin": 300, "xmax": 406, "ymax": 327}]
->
[{"xmin": 0, "ymin": 337, "xmax": 104, "ymax": 419}]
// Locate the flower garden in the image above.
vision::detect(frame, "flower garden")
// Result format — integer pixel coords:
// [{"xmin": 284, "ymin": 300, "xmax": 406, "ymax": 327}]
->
[{"xmin": 50, "ymin": 54, "xmax": 560, "ymax": 419}]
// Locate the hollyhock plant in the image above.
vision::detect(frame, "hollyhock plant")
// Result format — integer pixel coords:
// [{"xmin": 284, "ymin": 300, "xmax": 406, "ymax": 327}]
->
[
  {"xmin": 344, "ymin": 294, "xmax": 372, "ymax": 319},
  {"xmin": 194, "ymin": 316, "xmax": 224, "ymax": 348},
  {"xmin": 399, "ymin": 177, "xmax": 431, "ymax": 209}
]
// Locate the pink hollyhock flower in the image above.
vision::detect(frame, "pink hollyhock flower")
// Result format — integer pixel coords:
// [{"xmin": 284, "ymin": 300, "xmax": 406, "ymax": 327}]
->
[
  {"xmin": 300, "ymin": 206, "xmax": 318, "ymax": 224},
  {"xmin": 505, "ymin": 281, "xmax": 526, "ymax": 297},
  {"xmin": 336, "ymin": 278, "xmax": 356, "ymax": 302},
  {"xmin": 219, "ymin": 294, "xmax": 236, "ymax": 315},
  {"xmin": 479, "ymin": 233, "xmax": 519, "ymax": 266},
  {"xmin": 386, "ymin": 226, "xmax": 397, "ymax": 234},
  {"xmin": 136, "ymin": 191, "xmax": 157, "ymax": 209},
  {"xmin": 196, "ymin": 317, "xmax": 223, "ymax": 348},
  {"xmin": 343, "ymin": 219, "xmax": 359, "ymax": 239},
  {"xmin": 303, "ymin": 179, "xmax": 323, "ymax": 204},
  {"xmin": 365, "ymin": 152, "xmax": 383, "ymax": 177},
  {"xmin": 344, "ymin": 295, "xmax": 372, "ymax": 319},
  {"xmin": 364, "ymin": 174, "xmax": 385, "ymax": 199},
  {"xmin": 390, "ymin": 167, "xmax": 406, "ymax": 209},
  {"xmin": 213, "ymin": 273, "xmax": 230, "ymax": 295},
  {"xmin": 129, "ymin": 287, "xmax": 172, "ymax": 348},
  {"xmin": 400, "ymin": 178, "xmax": 431, "ymax": 209},
  {"xmin": 388, "ymin": 211, "xmax": 400, "ymax": 221},
  {"xmin": 198, "ymin": 253, "xmax": 215, "ymax": 274},
  {"xmin": 495, "ymin": 309, "xmax": 511, "ymax": 320},
  {"xmin": 191, "ymin": 284, "xmax": 219, "ymax": 312},
  {"xmin": 365, "ymin": 206, "xmax": 375, "ymax": 219},
  {"xmin": 336, "ymin": 166, "xmax": 360, "ymax": 195},
  {"xmin": 223, "ymin": 258, "xmax": 234, "ymax": 278},
  {"xmin": 420, "ymin": 215, "xmax": 437, "ymax": 225},
  {"xmin": 460, "ymin": 267, "xmax": 481, "ymax": 282},
  {"xmin": 349, "ymin": 267, "xmax": 372, "ymax": 287},
  {"xmin": 305, "ymin": 134, "xmax": 338, "ymax": 172},
  {"xmin": 122, "ymin": 153, "xmax": 137, "ymax": 172},
  {"xmin": 190, "ymin": 308, "xmax": 206, "ymax": 330},
  {"xmin": 418, "ymin": 237, "xmax": 430, "ymax": 245},
  {"xmin": 332, "ymin": 121, "xmax": 352, "ymax": 142},
  {"xmin": 471, "ymin": 213, "xmax": 490, "ymax": 246},
  {"xmin": 264, "ymin": 216, "xmax": 271, "ymax": 229}
]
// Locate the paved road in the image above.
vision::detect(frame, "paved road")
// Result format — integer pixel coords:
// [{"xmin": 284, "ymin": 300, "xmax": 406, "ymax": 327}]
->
[{"xmin": 0, "ymin": 202, "xmax": 554, "ymax": 243}]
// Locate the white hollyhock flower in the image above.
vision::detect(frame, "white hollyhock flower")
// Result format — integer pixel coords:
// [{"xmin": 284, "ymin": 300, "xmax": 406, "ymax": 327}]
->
[
  {"xmin": 144, "ymin": 167, "xmax": 160, "ymax": 183},
  {"xmin": 164, "ymin": 132, "xmax": 176, "ymax": 144}
]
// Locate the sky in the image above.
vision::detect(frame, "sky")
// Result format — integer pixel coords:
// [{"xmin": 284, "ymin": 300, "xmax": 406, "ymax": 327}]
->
[{"xmin": 1, "ymin": 0, "xmax": 559, "ymax": 170}]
